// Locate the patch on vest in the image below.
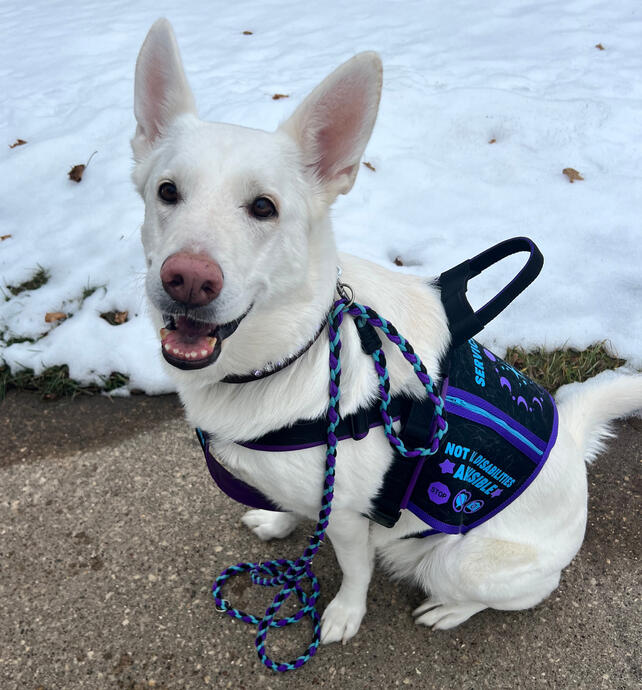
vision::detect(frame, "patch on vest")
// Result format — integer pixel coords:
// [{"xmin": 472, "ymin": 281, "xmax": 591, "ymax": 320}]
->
[{"xmin": 405, "ymin": 339, "xmax": 558, "ymax": 534}]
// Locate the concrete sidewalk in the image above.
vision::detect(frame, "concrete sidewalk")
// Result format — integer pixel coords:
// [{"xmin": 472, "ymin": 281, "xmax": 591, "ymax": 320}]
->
[{"xmin": 1, "ymin": 391, "xmax": 640, "ymax": 689}]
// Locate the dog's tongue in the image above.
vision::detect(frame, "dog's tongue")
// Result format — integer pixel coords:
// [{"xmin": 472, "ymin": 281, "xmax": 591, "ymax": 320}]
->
[{"xmin": 160, "ymin": 316, "xmax": 217, "ymax": 362}]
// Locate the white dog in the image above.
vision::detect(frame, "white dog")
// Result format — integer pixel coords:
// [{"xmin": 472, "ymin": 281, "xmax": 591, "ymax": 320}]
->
[{"xmin": 132, "ymin": 19, "xmax": 642, "ymax": 645}]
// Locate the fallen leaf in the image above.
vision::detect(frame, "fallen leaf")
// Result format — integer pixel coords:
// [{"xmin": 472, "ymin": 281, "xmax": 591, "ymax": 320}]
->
[
  {"xmin": 100, "ymin": 310, "xmax": 128, "ymax": 325},
  {"xmin": 488, "ymin": 138, "xmax": 497, "ymax": 144},
  {"xmin": 9, "ymin": 139, "xmax": 27, "ymax": 149},
  {"xmin": 562, "ymin": 168, "xmax": 584, "ymax": 183},
  {"xmin": 363, "ymin": 161, "xmax": 376, "ymax": 172},
  {"xmin": 45, "ymin": 312, "xmax": 67, "ymax": 323},
  {"xmin": 68, "ymin": 150, "xmax": 98, "ymax": 183},
  {"xmin": 0, "ymin": 234, "xmax": 11, "ymax": 241},
  {"xmin": 595, "ymin": 43, "xmax": 605, "ymax": 50},
  {"xmin": 68, "ymin": 164, "xmax": 86, "ymax": 183},
  {"xmin": 272, "ymin": 93, "xmax": 289, "ymax": 100},
  {"xmin": 393, "ymin": 256, "xmax": 404, "ymax": 266},
  {"xmin": 242, "ymin": 30, "xmax": 253, "ymax": 35}
]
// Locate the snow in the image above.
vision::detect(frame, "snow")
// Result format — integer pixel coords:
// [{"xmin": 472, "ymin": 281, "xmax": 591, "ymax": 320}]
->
[{"xmin": 1, "ymin": 0, "xmax": 640, "ymax": 394}]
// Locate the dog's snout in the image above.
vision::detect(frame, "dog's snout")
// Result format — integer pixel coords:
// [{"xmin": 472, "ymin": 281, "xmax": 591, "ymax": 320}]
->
[{"xmin": 160, "ymin": 252, "xmax": 223, "ymax": 307}]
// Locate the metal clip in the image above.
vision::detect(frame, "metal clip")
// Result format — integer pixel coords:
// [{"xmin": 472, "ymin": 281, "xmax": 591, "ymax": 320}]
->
[{"xmin": 336, "ymin": 280, "xmax": 354, "ymax": 307}]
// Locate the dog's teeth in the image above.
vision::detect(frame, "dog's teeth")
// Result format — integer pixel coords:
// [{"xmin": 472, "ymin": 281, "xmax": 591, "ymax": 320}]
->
[
  {"xmin": 164, "ymin": 343, "xmax": 172, "ymax": 352},
  {"xmin": 207, "ymin": 337, "xmax": 217, "ymax": 347},
  {"xmin": 201, "ymin": 349, "xmax": 208, "ymax": 357},
  {"xmin": 173, "ymin": 348, "xmax": 180, "ymax": 355},
  {"xmin": 160, "ymin": 328, "xmax": 169, "ymax": 339}
]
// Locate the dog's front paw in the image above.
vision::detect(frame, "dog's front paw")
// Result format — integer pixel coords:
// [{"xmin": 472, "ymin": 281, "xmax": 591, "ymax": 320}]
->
[
  {"xmin": 320, "ymin": 596, "xmax": 366, "ymax": 645},
  {"xmin": 241, "ymin": 510, "xmax": 299, "ymax": 541}
]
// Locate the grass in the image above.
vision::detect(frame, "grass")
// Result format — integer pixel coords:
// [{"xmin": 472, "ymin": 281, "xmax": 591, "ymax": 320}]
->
[
  {"xmin": 0, "ymin": 341, "xmax": 629, "ymax": 401},
  {"xmin": 6, "ymin": 266, "xmax": 50, "ymax": 296},
  {"xmin": 0, "ymin": 281, "xmax": 123, "ymax": 399},
  {"xmin": 0, "ymin": 364, "xmax": 129, "ymax": 401},
  {"xmin": 503, "ymin": 341, "xmax": 625, "ymax": 392},
  {"xmin": 3, "ymin": 336, "xmax": 36, "ymax": 347},
  {"xmin": 81, "ymin": 283, "xmax": 106, "ymax": 303}
]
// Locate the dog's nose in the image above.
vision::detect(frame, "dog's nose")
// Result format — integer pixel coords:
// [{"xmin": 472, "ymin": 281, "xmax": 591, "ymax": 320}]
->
[{"xmin": 160, "ymin": 252, "xmax": 223, "ymax": 306}]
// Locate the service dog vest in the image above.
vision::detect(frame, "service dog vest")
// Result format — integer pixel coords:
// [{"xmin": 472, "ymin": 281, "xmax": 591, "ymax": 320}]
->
[
  {"xmin": 196, "ymin": 237, "xmax": 557, "ymax": 537},
  {"xmin": 368, "ymin": 338, "xmax": 557, "ymax": 534}
]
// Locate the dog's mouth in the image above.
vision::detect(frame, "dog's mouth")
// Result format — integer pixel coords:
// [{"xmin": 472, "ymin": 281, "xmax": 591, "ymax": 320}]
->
[{"xmin": 159, "ymin": 308, "xmax": 251, "ymax": 370}]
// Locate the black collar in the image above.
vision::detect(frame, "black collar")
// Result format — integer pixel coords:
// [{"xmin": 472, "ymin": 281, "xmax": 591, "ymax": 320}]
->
[{"xmin": 221, "ymin": 317, "xmax": 327, "ymax": 384}]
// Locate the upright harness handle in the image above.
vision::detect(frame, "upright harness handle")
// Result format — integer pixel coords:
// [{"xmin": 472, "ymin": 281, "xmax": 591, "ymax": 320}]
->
[{"xmin": 437, "ymin": 237, "xmax": 543, "ymax": 348}]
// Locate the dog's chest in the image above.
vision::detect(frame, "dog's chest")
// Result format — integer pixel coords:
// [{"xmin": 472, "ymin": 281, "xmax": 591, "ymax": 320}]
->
[{"xmin": 213, "ymin": 430, "xmax": 395, "ymax": 519}]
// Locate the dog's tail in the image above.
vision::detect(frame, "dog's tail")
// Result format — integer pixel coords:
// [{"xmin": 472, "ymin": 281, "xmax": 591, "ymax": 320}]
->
[{"xmin": 555, "ymin": 369, "xmax": 642, "ymax": 463}]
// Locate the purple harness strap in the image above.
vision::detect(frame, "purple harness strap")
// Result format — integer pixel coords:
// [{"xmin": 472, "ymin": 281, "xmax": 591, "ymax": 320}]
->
[
  {"xmin": 196, "ymin": 429, "xmax": 280, "ymax": 511},
  {"xmin": 196, "ymin": 414, "xmax": 403, "ymax": 511}
]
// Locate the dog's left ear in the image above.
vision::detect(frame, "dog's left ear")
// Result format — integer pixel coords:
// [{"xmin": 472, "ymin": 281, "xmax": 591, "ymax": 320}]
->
[
  {"xmin": 280, "ymin": 52, "xmax": 382, "ymax": 201},
  {"xmin": 132, "ymin": 18, "xmax": 197, "ymax": 162}
]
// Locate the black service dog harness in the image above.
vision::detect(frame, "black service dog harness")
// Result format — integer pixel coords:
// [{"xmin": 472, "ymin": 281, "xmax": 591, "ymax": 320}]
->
[{"xmin": 197, "ymin": 237, "xmax": 558, "ymax": 536}]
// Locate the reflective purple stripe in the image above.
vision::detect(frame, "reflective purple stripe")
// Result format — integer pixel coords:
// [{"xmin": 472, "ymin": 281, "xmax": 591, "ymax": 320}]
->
[
  {"xmin": 544, "ymin": 392, "xmax": 559, "ymax": 461},
  {"xmin": 445, "ymin": 400, "xmax": 540, "ymax": 464},
  {"xmin": 399, "ymin": 457, "xmax": 427, "ymax": 511},
  {"xmin": 237, "ymin": 416, "xmax": 402, "ymax": 452},
  {"xmin": 446, "ymin": 385, "xmax": 548, "ymax": 454}
]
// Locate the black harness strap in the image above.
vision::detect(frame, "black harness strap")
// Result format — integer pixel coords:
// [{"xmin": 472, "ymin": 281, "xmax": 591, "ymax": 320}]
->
[
  {"xmin": 438, "ymin": 236, "xmax": 543, "ymax": 349},
  {"xmin": 238, "ymin": 396, "xmax": 413, "ymax": 451}
]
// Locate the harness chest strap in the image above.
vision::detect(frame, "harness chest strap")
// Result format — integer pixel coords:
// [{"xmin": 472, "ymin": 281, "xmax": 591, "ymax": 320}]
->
[{"xmin": 196, "ymin": 395, "xmax": 417, "ymax": 512}]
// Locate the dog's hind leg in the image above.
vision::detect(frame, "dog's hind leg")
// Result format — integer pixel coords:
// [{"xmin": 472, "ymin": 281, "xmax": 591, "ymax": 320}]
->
[
  {"xmin": 413, "ymin": 568, "xmax": 560, "ymax": 629},
  {"xmin": 241, "ymin": 510, "xmax": 300, "ymax": 541},
  {"xmin": 321, "ymin": 511, "xmax": 374, "ymax": 644},
  {"xmin": 411, "ymin": 535, "xmax": 559, "ymax": 630},
  {"xmin": 413, "ymin": 599, "xmax": 488, "ymax": 629}
]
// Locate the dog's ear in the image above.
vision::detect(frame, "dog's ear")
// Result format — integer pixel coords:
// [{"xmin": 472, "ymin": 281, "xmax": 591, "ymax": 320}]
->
[
  {"xmin": 280, "ymin": 52, "xmax": 382, "ymax": 201},
  {"xmin": 132, "ymin": 18, "xmax": 197, "ymax": 161}
]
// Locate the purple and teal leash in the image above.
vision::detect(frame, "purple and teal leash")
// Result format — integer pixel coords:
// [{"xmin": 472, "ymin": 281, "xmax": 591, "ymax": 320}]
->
[{"xmin": 211, "ymin": 295, "xmax": 448, "ymax": 672}]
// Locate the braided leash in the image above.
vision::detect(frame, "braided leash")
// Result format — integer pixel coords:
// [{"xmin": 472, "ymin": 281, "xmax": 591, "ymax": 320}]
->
[
  {"xmin": 344, "ymin": 302, "xmax": 448, "ymax": 456},
  {"xmin": 211, "ymin": 296, "xmax": 447, "ymax": 672}
]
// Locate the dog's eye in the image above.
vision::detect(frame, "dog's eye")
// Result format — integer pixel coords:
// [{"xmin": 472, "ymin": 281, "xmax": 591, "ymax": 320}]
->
[
  {"xmin": 250, "ymin": 196, "xmax": 277, "ymax": 220},
  {"xmin": 158, "ymin": 181, "xmax": 179, "ymax": 204}
]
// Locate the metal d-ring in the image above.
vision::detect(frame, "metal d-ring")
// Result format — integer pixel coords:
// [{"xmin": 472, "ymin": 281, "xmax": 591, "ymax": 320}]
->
[
  {"xmin": 215, "ymin": 598, "xmax": 230, "ymax": 612},
  {"xmin": 336, "ymin": 280, "xmax": 354, "ymax": 307}
]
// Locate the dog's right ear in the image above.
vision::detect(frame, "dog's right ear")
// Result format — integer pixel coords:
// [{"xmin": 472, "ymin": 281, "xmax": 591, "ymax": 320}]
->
[
  {"xmin": 280, "ymin": 52, "xmax": 382, "ymax": 203},
  {"xmin": 132, "ymin": 18, "xmax": 197, "ymax": 162}
]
